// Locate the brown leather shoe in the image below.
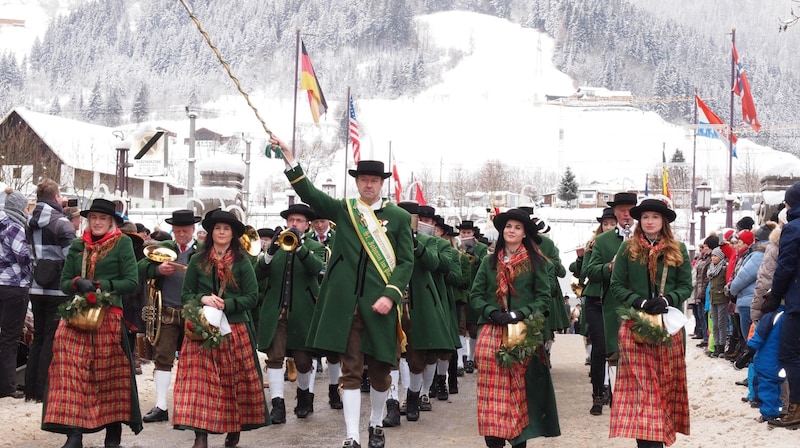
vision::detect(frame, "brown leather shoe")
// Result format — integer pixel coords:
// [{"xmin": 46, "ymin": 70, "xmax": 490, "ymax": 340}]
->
[{"xmin": 768, "ymin": 403, "xmax": 800, "ymax": 428}]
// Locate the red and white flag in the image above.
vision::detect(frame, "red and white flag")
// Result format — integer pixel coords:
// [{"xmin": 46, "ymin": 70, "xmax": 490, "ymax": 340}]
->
[
  {"xmin": 732, "ymin": 42, "xmax": 761, "ymax": 133},
  {"xmin": 391, "ymin": 154, "xmax": 402, "ymax": 201},
  {"xmin": 414, "ymin": 182, "xmax": 427, "ymax": 206},
  {"xmin": 349, "ymin": 94, "xmax": 361, "ymax": 164}
]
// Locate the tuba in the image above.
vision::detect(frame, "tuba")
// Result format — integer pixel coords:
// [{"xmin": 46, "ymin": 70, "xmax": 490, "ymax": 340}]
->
[
  {"xmin": 276, "ymin": 228, "xmax": 300, "ymax": 252},
  {"xmin": 241, "ymin": 225, "xmax": 261, "ymax": 257},
  {"xmin": 141, "ymin": 245, "xmax": 178, "ymax": 346}
]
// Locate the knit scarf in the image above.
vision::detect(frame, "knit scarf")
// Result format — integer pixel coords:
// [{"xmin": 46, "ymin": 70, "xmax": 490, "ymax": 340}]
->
[
  {"xmin": 202, "ymin": 249, "xmax": 237, "ymax": 295},
  {"xmin": 706, "ymin": 259, "xmax": 725, "ymax": 279},
  {"xmin": 495, "ymin": 246, "xmax": 531, "ymax": 310},
  {"xmin": 3, "ymin": 207, "xmax": 26, "ymax": 227},
  {"xmin": 80, "ymin": 227, "xmax": 123, "ymax": 279},
  {"xmin": 640, "ymin": 234, "xmax": 667, "ymax": 286}
]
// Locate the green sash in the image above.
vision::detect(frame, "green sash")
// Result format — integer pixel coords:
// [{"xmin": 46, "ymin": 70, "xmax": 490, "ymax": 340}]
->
[{"xmin": 347, "ymin": 198, "xmax": 396, "ymax": 283}]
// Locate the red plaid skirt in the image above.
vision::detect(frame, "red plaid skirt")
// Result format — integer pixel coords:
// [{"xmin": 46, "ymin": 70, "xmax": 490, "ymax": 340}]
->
[
  {"xmin": 609, "ymin": 320, "xmax": 690, "ymax": 446},
  {"xmin": 43, "ymin": 313, "xmax": 142, "ymax": 434},
  {"xmin": 173, "ymin": 322, "xmax": 268, "ymax": 433},
  {"xmin": 475, "ymin": 323, "xmax": 531, "ymax": 439}
]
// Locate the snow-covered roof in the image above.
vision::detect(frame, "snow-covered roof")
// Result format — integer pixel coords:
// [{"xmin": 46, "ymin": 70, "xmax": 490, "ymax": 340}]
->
[{"xmin": 197, "ymin": 157, "xmax": 246, "ymax": 176}]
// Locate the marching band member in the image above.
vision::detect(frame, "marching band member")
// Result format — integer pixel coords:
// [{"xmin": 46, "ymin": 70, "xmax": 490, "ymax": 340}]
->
[
  {"xmin": 43, "ymin": 198, "xmax": 142, "ymax": 448},
  {"xmin": 274, "ymin": 135, "xmax": 414, "ymax": 448},
  {"xmin": 173, "ymin": 210, "xmax": 268, "ymax": 448},
  {"xmin": 138, "ymin": 210, "xmax": 201, "ymax": 423},
  {"xmin": 256, "ymin": 204, "xmax": 325, "ymax": 423}
]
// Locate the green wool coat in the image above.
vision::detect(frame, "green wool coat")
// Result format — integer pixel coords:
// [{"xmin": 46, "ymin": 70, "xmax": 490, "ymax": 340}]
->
[
  {"xmin": 180, "ymin": 253, "xmax": 259, "ymax": 324},
  {"xmin": 255, "ymin": 238, "xmax": 325, "ymax": 352},
  {"xmin": 60, "ymin": 234, "xmax": 139, "ymax": 305},
  {"xmin": 407, "ymin": 233, "xmax": 454, "ymax": 350},
  {"xmin": 538, "ymin": 235, "xmax": 570, "ymax": 334},
  {"xmin": 582, "ymin": 229, "xmax": 623, "ymax": 354},
  {"xmin": 286, "ymin": 165, "xmax": 414, "ymax": 365},
  {"xmin": 607, "ymin": 240, "xmax": 693, "ymax": 354},
  {"xmin": 469, "ymin": 252, "xmax": 561, "ymax": 442},
  {"xmin": 438, "ymin": 239, "xmax": 463, "ymax": 348}
]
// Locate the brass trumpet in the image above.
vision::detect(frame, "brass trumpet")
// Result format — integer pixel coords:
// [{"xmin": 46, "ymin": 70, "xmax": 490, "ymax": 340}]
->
[
  {"xmin": 276, "ymin": 228, "xmax": 300, "ymax": 252},
  {"xmin": 241, "ymin": 225, "xmax": 261, "ymax": 257}
]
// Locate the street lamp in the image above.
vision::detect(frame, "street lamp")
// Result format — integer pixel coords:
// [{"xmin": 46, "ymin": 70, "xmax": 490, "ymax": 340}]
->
[
  {"xmin": 696, "ymin": 182, "xmax": 712, "ymax": 238},
  {"xmin": 322, "ymin": 178, "xmax": 336, "ymax": 198}
]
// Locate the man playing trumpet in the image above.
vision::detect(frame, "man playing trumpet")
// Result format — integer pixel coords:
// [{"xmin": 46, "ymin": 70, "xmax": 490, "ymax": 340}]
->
[
  {"xmin": 138, "ymin": 209, "xmax": 200, "ymax": 423},
  {"xmin": 256, "ymin": 203, "xmax": 325, "ymax": 423}
]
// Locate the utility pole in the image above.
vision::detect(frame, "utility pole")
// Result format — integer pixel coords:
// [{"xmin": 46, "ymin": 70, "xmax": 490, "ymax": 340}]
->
[{"xmin": 186, "ymin": 107, "xmax": 198, "ymax": 201}]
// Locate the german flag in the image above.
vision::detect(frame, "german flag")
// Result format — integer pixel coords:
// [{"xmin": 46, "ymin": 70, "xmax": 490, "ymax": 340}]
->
[{"xmin": 300, "ymin": 40, "xmax": 328, "ymax": 124}]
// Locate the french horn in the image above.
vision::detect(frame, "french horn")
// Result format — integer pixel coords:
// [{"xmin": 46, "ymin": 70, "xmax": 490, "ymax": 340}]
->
[{"xmin": 141, "ymin": 245, "xmax": 179, "ymax": 346}]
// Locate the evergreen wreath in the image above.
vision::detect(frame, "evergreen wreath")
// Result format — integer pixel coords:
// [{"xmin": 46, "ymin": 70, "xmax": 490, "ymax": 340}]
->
[
  {"xmin": 618, "ymin": 307, "xmax": 672, "ymax": 345},
  {"xmin": 495, "ymin": 312, "xmax": 546, "ymax": 368},
  {"xmin": 183, "ymin": 302, "xmax": 225, "ymax": 350},
  {"xmin": 57, "ymin": 289, "xmax": 113, "ymax": 320}
]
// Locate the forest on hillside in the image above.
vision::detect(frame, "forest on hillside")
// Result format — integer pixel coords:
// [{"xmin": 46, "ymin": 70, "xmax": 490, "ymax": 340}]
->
[{"xmin": 1, "ymin": 0, "xmax": 798, "ymax": 154}]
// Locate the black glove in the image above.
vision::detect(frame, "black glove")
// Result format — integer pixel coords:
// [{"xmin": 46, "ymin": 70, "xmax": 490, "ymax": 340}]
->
[
  {"xmin": 508, "ymin": 310, "xmax": 525, "ymax": 323},
  {"xmin": 761, "ymin": 291, "xmax": 781, "ymax": 314},
  {"xmin": 289, "ymin": 227, "xmax": 303, "ymax": 241},
  {"xmin": 75, "ymin": 277, "xmax": 98, "ymax": 293},
  {"xmin": 734, "ymin": 346, "xmax": 756, "ymax": 370},
  {"xmin": 489, "ymin": 310, "xmax": 514, "ymax": 325},
  {"xmin": 266, "ymin": 239, "xmax": 281, "ymax": 256},
  {"xmin": 642, "ymin": 297, "xmax": 668, "ymax": 315},
  {"xmin": 632, "ymin": 297, "xmax": 647, "ymax": 310}
]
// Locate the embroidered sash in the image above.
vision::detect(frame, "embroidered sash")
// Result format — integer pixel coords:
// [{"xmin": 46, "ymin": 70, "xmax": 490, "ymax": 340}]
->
[{"xmin": 347, "ymin": 198, "xmax": 396, "ymax": 283}]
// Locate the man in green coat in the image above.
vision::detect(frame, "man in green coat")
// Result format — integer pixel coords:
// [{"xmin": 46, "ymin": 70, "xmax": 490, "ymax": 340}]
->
[
  {"xmin": 582, "ymin": 192, "xmax": 637, "ymax": 409},
  {"xmin": 275, "ymin": 137, "xmax": 414, "ymax": 448},
  {"xmin": 456, "ymin": 220, "xmax": 485, "ymax": 374},
  {"xmin": 256, "ymin": 203, "xmax": 325, "ymax": 423}
]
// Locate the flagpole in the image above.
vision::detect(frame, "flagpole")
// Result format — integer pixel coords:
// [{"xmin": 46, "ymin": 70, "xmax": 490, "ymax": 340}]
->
[
  {"xmin": 291, "ymin": 29, "xmax": 300, "ymax": 159},
  {"xmin": 690, "ymin": 87, "xmax": 698, "ymax": 259},
  {"xmin": 726, "ymin": 28, "xmax": 736, "ymax": 229},
  {"xmin": 388, "ymin": 142, "xmax": 393, "ymax": 201},
  {"xmin": 344, "ymin": 86, "xmax": 351, "ymax": 198}
]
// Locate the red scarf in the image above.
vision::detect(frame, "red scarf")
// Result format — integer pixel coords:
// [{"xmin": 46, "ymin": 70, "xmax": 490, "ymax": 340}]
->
[
  {"xmin": 640, "ymin": 234, "xmax": 667, "ymax": 286},
  {"xmin": 202, "ymin": 249, "xmax": 237, "ymax": 295},
  {"xmin": 80, "ymin": 227, "xmax": 123, "ymax": 279},
  {"xmin": 495, "ymin": 247, "xmax": 531, "ymax": 310}
]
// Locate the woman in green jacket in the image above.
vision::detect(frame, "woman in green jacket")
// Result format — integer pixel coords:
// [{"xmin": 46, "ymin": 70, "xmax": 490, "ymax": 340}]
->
[
  {"xmin": 608, "ymin": 198, "xmax": 692, "ymax": 448},
  {"xmin": 469, "ymin": 208, "xmax": 560, "ymax": 448},
  {"xmin": 43, "ymin": 198, "xmax": 142, "ymax": 448},
  {"xmin": 173, "ymin": 210, "xmax": 268, "ymax": 448}
]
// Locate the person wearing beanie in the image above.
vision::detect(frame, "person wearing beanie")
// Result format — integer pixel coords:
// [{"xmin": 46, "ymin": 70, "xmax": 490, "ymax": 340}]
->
[
  {"xmin": 737, "ymin": 216, "xmax": 756, "ymax": 231},
  {"xmin": 690, "ymin": 238, "xmax": 714, "ymax": 346},
  {"xmin": 738, "ymin": 230, "xmax": 755, "ymax": 246},
  {"xmin": 704, "ymin": 234, "xmax": 720, "ymax": 250},
  {"xmin": 730, "ymin": 225, "xmax": 768, "ymax": 363},
  {"xmin": 769, "ymin": 181, "xmax": 800, "ymax": 428},
  {"xmin": 724, "ymin": 231, "xmax": 756, "ymax": 361},
  {"xmin": 0, "ymin": 188, "xmax": 32, "ymax": 399}
]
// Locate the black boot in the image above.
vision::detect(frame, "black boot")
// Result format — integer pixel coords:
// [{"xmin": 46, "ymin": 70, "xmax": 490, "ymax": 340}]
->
[
  {"xmin": 104, "ymin": 422, "xmax": 122, "ymax": 447},
  {"xmin": 368, "ymin": 426, "xmax": 385, "ymax": 448},
  {"xmin": 406, "ymin": 390, "xmax": 420, "ymax": 422},
  {"xmin": 60, "ymin": 430, "xmax": 83, "ymax": 448},
  {"xmin": 329, "ymin": 384, "xmax": 343, "ymax": 409},
  {"xmin": 484, "ymin": 436, "xmax": 504, "ymax": 448},
  {"xmin": 270, "ymin": 397, "xmax": 287, "ymax": 424},
  {"xmin": 382, "ymin": 398, "xmax": 401, "ymax": 427},
  {"xmin": 448, "ymin": 375, "xmax": 459, "ymax": 395},
  {"xmin": 224, "ymin": 432, "xmax": 240, "ymax": 448},
  {"xmin": 192, "ymin": 432, "xmax": 208, "ymax": 448},
  {"xmin": 590, "ymin": 395, "xmax": 604, "ymax": 415},
  {"xmin": 295, "ymin": 388, "xmax": 314, "ymax": 418},
  {"xmin": 511, "ymin": 442, "xmax": 527, "ymax": 448},
  {"xmin": 435, "ymin": 374, "xmax": 448, "ymax": 401}
]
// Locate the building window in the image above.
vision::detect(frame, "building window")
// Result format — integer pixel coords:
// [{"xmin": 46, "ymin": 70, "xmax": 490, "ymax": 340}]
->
[
  {"xmin": 582, "ymin": 192, "xmax": 594, "ymax": 200},
  {"xmin": 12, "ymin": 166, "xmax": 22, "ymax": 179}
]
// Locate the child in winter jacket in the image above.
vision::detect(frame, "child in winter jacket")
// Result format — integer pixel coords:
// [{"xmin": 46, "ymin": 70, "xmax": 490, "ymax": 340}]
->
[
  {"xmin": 707, "ymin": 247, "xmax": 729, "ymax": 357},
  {"xmin": 736, "ymin": 305, "xmax": 786, "ymax": 421}
]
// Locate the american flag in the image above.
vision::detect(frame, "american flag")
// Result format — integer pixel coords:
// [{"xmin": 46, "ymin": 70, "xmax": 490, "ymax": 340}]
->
[{"xmin": 349, "ymin": 94, "xmax": 361, "ymax": 163}]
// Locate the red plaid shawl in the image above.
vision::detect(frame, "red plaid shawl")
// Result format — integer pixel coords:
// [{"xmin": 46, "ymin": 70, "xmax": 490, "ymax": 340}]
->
[
  {"xmin": 475, "ymin": 323, "xmax": 531, "ymax": 439},
  {"xmin": 609, "ymin": 321, "xmax": 690, "ymax": 446},
  {"xmin": 43, "ymin": 313, "xmax": 142, "ymax": 433},
  {"xmin": 173, "ymin": 322, "xmax": 268, "ymax": 433}
]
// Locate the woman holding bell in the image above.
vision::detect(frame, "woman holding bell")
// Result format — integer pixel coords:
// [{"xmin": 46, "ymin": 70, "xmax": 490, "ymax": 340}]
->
[
  {"xmin": 608, "ymin": 198, "xmax": 692, "ymax": 448},
  {"xmin": 43, "ymin": 198, "xmax": 142, "ymax": 448},
  {"xmin": 468, "ymin": 208, "xmax": 560, "ymax": 448},
  {"xmin": 173, "ymin": 210, "xmax": 268, "ymax": 448}
]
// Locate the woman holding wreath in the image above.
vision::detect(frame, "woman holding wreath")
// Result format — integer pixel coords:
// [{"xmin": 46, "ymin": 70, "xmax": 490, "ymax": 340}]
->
[
  {"xmin": 468, "ymin": 208, "xmax": 560, "ymax": 448},
  {"xmin": 43, "ymin": 198, "xmax": 142, "ymax": 448},
  {"xmin": 174, "ymin": 210, "xmax": 268, "ymax": 448},
  {"xmin": 608, "ymin": 198, "xmax": 692, "ymax": 448}
]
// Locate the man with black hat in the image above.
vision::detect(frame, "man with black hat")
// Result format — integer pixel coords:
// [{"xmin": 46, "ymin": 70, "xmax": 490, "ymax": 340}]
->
[
  {"xmin": 581, "ymin": 191, "xmax": 637, "ymax": 415},
  {"xmin": 273, "ymin": 136, "xmax": 414, "ymax": 448},
  {"xmin": 257, "ymin": 228, "xmax": 275, "ymax": 249},
  {"xmin": 138, "ymin": 209, "xmax": 201, "ymax": 423},
  {"xmin": 256, "ymin": 203, "xmax": 325, "ymax": 423},
  {"xmin": 455, "ymin": 220, "xmax": 484, "ymax": 375}
]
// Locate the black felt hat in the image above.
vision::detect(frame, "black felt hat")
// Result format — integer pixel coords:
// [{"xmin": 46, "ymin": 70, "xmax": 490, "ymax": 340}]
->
[
  {"xmin": 493, "ymin": 208, "xmax": 542, "ymax": 244},
  {"xmin": 201, "ymin": 209, "xmax": 246, "ymax": 238},
  {"xmin": 607, "ymin": 192, "xmax": 638, "ymax": 207},
  {"xmin": 348, "ymin": 160, "xmax": 391, "ymax": 179},
  {"xmin": 419, "ymin": 205, "xmax": 436, "ymax": 219},
  {"xmin": 280, "ymin": 203, "xmax": 317, "ymax": 221},
  {"xmin": 257, "ymin": 228, "xmax": 275, "ymax": 238},
  {"xmin": 456, "ymin": 220, "xmax": 477, "ymax": 230},
  {"xmin": 596, "ymin": 207, "xmax": 616, "ymax": 223},
  {"xmin": 397, "ymin": 201, "xmax": 420, "ymax": 215},
  {"xmin": 80, "ymin": 198, "xmax": 123, "ymax": 225},
  {"xmin": 165, "ymin": 209, "xmax": 201, "ymax": 226},
  {"xmin": 630, "ymin": 198, "xmax": 677, "ymax": 223}
]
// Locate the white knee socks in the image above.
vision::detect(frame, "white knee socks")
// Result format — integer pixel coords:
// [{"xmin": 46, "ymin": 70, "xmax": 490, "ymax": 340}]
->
[
  {"xmin": 399, "ymin": 358, "xmax": 410, "ymax": 392},
  {"xmin": 369, "ymin": 387, "xmax": 388, "ymax": 428},
  {"xmin": 297, "ymin": 371, "xmax": 312, "ymax": 391},
  {"xmin": 342, "ymin": 388, "xmax": 361, "ymax": 443},
  {"xmin": 328, "ymin": 361, "xmax": 341, "ymax": 385},
  {"xmin": 422, "ymin": 363, "xmax": 436, "ymax": 395},
  {"xmin": 267, "ymin": 368, "xmax": 285, "ymax": 399},
  {"xmin": 154, "ymin": 370, "xmax": 171, "ymax": 411},
  {"xmin": 387, "ymin": 370, "xmax": 399, "ymax": 400}
]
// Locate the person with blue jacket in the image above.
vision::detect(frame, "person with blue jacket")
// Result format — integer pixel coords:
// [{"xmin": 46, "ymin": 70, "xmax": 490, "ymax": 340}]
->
[
  {"xmin": 730, "ymin": 231, "xmax": 766, "ymax": 342},
  {"xmin": 770, "ymin": 182, "xmax": 800, "ymax": 428}
]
